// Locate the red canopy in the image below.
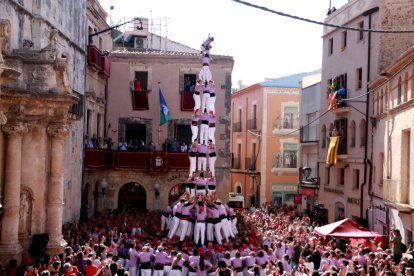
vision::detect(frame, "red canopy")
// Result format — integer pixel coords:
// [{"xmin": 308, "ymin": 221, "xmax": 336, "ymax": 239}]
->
[{"xmin": 314, "ymin": 218, "xmax": 383, "ymax": 239}]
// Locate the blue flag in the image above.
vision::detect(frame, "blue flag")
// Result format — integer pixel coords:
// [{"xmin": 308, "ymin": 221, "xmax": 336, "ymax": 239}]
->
[{"xmin": 159, "ymin": 88, "xmax": 171, "ymax": 125}]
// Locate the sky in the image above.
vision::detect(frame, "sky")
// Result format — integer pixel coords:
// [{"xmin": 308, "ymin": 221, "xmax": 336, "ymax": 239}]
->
[{"xmin": 99, "ymin": 0, "xmax": 350, "ymax": 87}]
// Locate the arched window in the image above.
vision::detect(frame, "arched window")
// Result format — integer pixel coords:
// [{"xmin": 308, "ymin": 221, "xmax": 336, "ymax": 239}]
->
[
  {"xmin": 359, "ymin": 119, "xmax": 366, "ymax": 147},
  {"xmin": 236, "ymin": 185, "xmax": 242, "ymax": 193},
  {"xmin": 350, "ymin": 121, "xmax": 356, "ymax": 148},
  {"xmin": 397, "ymin": 76, "xmax": 402, "ymax": 105},
  {"xmin": 404, "ymin": 72, "xmax": 409, "ymax": 103},
  {"xmin": 321, "ymin": 125, "xmax": 327, "ymax": 148}
]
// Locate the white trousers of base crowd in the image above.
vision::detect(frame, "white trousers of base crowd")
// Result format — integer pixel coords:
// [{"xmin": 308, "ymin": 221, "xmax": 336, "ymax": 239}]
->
[
  {"xmin": 178, "ymin": 219, "xmax": 190, "ymax": 241},
  {"xmin": 214, "ymin": 222, "xmax": 223, "ymax": 244},
  {"xmin": 206, "ymin": 222, "xmax": 214, "ymax": 242},
  {"xmin": 194, "ymin": 221, "xmax": 206, "ymax": 245},
  {"xmin": 141, "ymin": 269, "xmax": 151, "ymax": 276},
  {"xmin": 220, "ymin": 218, "xmax": 230, "ymax": 243},
  {"xmin": 168, "ymin": 216, "xmax": 180, "ymax": 239}
]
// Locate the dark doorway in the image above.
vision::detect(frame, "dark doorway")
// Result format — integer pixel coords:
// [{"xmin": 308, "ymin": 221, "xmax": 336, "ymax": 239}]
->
[
  {"xmin": 175, "ymin": 124, "xmax": 192, "ymax": 146},
  {"xmin": 118, "ymin": 182, "xmax": 146, "ymax": 211},
  {"xmin": 125, "ymin": 124, "xmax": 147, "ymax": 147}
]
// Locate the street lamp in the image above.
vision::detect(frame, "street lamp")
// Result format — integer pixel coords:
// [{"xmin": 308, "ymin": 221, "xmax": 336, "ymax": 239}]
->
[
  {"xmin": 101, "ymin": 178, "xmax": 108, "ymax": 195},
  {"xmin": 302, "ymin": 167, "xmax": 312, "ymax": 179},
  {"xmin": 154, "ymin": 180, "xmax": 160, "ymax": 199},
  {"xmin": 154, "ymin": 180, "xmax": 161, "ymax": 211}
]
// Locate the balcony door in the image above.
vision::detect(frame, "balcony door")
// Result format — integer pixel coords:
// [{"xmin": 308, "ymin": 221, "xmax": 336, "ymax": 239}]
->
[
  {"xmin": 125, "ymin": 124, "xmax": 147, "ymax": 149},
  {"xmin": 118, "ymin": 182, "xmax": 147, "ymax": 211}
]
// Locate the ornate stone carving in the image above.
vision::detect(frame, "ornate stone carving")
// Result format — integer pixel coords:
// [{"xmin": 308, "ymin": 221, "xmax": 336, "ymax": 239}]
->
[
  {"xmin": 47, "ymin": 123, "xmax": 69, "ymax": 138},
  {"xmin": 0, "ymin": 19, "xmax": 21, "ymax": 81},
  {"xmin": 1, "ymin": 121, "xmax": 28, "ymax": 136},
  {"xmin": 0, "ymin": 111, "xmax": 7, "ymax": 125},
  {"xmin": 0, "ymin": 19, "xmax": 11, "ymax": 65},
  {"xmin": 18, "ymin": 191, "xmax": 32, "ymax": 236}
]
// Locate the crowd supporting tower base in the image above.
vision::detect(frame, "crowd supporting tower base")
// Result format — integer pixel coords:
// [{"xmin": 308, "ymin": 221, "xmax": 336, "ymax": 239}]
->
[{"xmin": 1, "ymin": 204, "xmax": 414, "ymax": 276}]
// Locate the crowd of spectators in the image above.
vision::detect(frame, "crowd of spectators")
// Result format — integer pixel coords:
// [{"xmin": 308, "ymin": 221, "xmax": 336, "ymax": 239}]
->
[{"xmin": 3, "ymin": 204, "xmax": 414, "ymax": 276}]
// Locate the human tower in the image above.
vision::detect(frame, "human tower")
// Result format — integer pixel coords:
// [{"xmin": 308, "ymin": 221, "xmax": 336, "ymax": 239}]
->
[{"xmin": 161, "ymin": 35, "xmax": 237, "ymax": 246}]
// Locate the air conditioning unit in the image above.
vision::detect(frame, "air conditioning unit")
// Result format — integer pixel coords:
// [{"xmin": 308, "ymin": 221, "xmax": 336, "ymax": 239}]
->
[{"xmin": 134, "ymin": 37, "xmax": 147, "ymax": 49}]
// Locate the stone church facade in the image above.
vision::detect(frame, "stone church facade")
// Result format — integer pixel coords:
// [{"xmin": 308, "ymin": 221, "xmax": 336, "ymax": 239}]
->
[{"xmin": 0, "ymin": 0, "xmax": 86, "ymax": 262}]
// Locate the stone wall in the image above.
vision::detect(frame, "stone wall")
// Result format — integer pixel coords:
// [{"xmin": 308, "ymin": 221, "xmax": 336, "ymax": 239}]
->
[{"xmin": 378, "ymin": 0, "xmax": 414, "ymax": 72}]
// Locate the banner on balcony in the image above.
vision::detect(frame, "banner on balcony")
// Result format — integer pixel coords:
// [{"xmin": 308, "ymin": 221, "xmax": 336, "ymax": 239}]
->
[{"xmin": 326, "ymin": 136, "xmax": 340, "ymax": 165}]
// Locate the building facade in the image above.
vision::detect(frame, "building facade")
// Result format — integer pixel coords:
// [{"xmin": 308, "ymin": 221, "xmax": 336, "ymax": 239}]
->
[
  {"xmin": 230, "ymin": 73, "xmax": 305, "ymax": 207},
  {"xmin": 0, "ymin": 0, "xmax": 86, "ymax": 262},
  {"xmin": 369, "ymin": 47, "xmax": 414, "ymax": 241},
  {"xmin": 298, "ymin": 73, "xmax": 321, "ymax": 212},
  {"xmin": 83, "ymin": 21, "xmax": 234, "ymax": 213},
  {"xmin": 318, "ymin": 0, "xmax": 414, "ymax": 225}
]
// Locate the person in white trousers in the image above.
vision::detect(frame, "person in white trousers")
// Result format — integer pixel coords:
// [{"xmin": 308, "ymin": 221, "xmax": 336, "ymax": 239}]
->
[
  {"xmin": 178, "ymin": 197, "xmax": 195, "ymax": 242},
  {"xmin": 201, "ymin": 84, "xmax": 210, "ymax": 115},
  {"xmin": 197, "ymin": 143, "xmax": 208, "ymax": 172},
  {"xmin": 229, "ymin": 206, "xmax": 238, "ymax": 236},
  {"xmin": 191, "ymin": 112, "xmax": 200, "ymax": 143},
  {"xmin": 186, "ymin": 172, "xmax": 197, "ymax": 198},
  {"xmin": 199, "ymin": 111, "xmax": 210, "ymax": 145},
  {"xmin": 194, "ymin": 198, "xmax": 207, "ymax": 246},
  {"xmin": 207, "ymin": 139, "xmax": 216, "ymax": 176},
  {"xmin": 208, "ymin": 114, "xmax": 216, "ymax": 145},
  {"xmin": 168, "ymin": 197, "xmax": 186, "ymax": 239},
  {"xmin": 216, "ymin": 200, "xmax": 230, "ymax": 243},
  {"xmin": 207, "ymin": 80, "xmax": 216, "ymax": 114},
  {"xmin": 194, "ymin": 80, "xmax": 203, "ymax": 113},
  {"xmin": 189, "ymin": 139, "xmax": 198, "ymax": 177},
  {"xmin": 207, "ymin": 171, "xmax": 216, "ymax": 195},
  {"xmin": 206, "ymin": 204, "xmax": 214, "ymax": 243},
  {"xmin": 161, "ymin": 204, "xmax": 172, "ymax": 231},
  {"xmin": 199, "ymin": 53, "xmax": 212, "ymax": 84}
]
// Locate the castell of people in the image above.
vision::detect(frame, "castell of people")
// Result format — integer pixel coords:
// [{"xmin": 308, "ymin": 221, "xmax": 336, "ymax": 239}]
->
[{"xmin": 2, "ymin": 0, "xmax": 414, "ymax": 275}]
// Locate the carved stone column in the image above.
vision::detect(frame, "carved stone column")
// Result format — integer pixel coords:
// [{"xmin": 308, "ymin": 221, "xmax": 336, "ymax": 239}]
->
[
  {"xmin": 0, "ymin": 121, "xmax": 28, "ymax": 260},
  {"xmin": 46, "ymin": 123, "xmax": 69, "ymax": 255}
]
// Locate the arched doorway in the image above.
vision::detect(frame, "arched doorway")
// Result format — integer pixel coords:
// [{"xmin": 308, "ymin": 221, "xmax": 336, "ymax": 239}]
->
[
  {"xmin": 118, "ymin": 182, "xmax": 146, "ymax": 211},
  {"xmin": 168, "ymin": 184, "xmax": 186, "ymax": 205}
]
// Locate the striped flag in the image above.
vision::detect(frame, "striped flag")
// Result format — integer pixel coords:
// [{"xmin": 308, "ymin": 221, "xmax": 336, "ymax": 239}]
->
[{"xmin": 159, "ymin": 88, "xmax": 171, "ymax": 126}]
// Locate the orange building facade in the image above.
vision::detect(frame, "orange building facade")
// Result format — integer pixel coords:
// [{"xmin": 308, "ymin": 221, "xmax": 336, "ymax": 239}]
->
[{"xmin": 230, "ymin": 74, "xmax": 304, "ymax": 207}]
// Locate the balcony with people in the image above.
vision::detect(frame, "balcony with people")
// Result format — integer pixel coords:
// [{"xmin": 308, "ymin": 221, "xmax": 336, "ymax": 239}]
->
[
  {"xmin": 84, "ymin": 136, "xmax": 190, "ymax": 171},
  {"xmin": 271, "ymin": 149, "xmax": 298, "ymax": 174},
  {"xmin": 272, "ymin": 112, "xmax": 299, "ymax": 135},
  {"xmin": 327, "ymin": 74, "xmax": 350, "ymax": 114}
]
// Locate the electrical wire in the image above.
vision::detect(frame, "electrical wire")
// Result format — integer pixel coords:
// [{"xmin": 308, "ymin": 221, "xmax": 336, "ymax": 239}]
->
[{"xmin": 231, "ymin": 0, "xmax": 414, "ymax": 33}]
